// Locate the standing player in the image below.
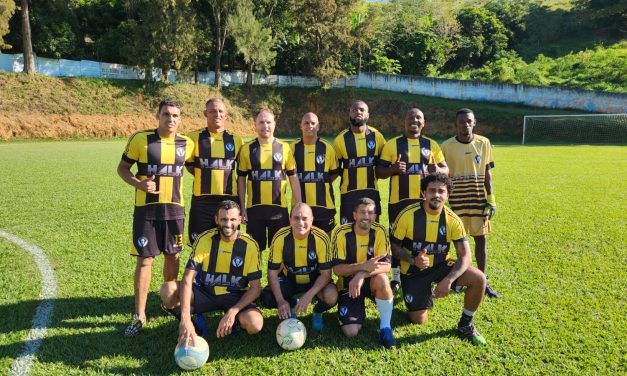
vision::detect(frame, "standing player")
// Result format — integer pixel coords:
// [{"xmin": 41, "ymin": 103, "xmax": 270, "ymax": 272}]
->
[
  {"xmin": 376, "ymin": 107, "xmax": 448, "ymax": 293},
  {"xmin": 441, "ymin": 108, "xmax": 499, "ymax": 298},
  {"xmin": 186, "ymin": 98, "xmax": 243, "ymax": 243},
  {"xmin": 161, "ymin": 200, "xmax": 263, "ymax": 347},
  {"xmin": 237, "ymin": 109, "xmax": 302, "ymax": 251},
  {"xmin": 260, "ymin": 203, "xmax": 338, "ymax": 330},
  {"xmin": 333, "ymin": 100, "xmax": 386, "ymax": 225},
  {"xmin": 117, "ymin": 99, "xmax": 194, "ymax": 337},
  {"xmin": 391, "ymin": 173, "xmax": 487, "ymax": 345},
  {"xmin": 332, "ymin": 198, "xmax": 396, "ymax": 349},
  {"xmin": 291, "ymin": 112, "xmax": 340, "ymax": 234}
]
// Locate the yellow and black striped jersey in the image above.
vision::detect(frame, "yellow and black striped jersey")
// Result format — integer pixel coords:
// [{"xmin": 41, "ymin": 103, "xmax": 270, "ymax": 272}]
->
[
  {"xmin": 390, "ymin": 203, "xmax": 466, "ymax": 275},
  {"xmin": 331, "ymin": 221, "xmax": 390, "ymax": 290},
  {"xmin": 121, "ymin": 129, "xmax": 194, "ymax": 219},
  {"xmin": 268, "ymin": 226, "xmax": 332, "ymax": 285},
  {"xmin": 187, "ymin": 129, "xmax": 243, "ymax": 197},
  {"xmin": 441, "ymin": 135, "xmax": 494, "ymax": 218},
  {"xmin": 186, "ymin": 228, "xmax": 261, "ymax": 295},
  {"xmin": 378, "ymin": 135, "xmax": 445, "ymax": 204},
  {"xmin": 291, "ymin": 137, "xmax": 339, "ymax": 209},
  {"xmin": 237, "ymin": 138, "xmax": 297, "ymax": 208},
  {"xmin": 333, "ymin": 127, "xmax": 386, "ymax": 194}
]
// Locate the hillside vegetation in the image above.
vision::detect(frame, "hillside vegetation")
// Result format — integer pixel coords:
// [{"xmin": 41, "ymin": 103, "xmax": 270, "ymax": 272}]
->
[{"xmin": 0, "ymin": 73, "xmax": 585, "ymax": 141}]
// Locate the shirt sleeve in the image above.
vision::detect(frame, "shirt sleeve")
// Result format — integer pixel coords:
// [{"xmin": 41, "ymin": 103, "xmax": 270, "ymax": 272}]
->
[
  {"xmin": 122, "ymin": 134, "xmax": 141, "ymax": 164},
  {"xmin": 237, "ymin": 145, "xmax": 251, "ymax": 176},
  {"xmin": 375, "ymin": 226, "xmax": 391, "ymax": 263},
  {"xmin": 327, "ymin": 145, "xmax": 340, "ymax": 175},
  {"xmin": 284, "ymin": 143, "xmax": 297, "ymax": 175},
  {"xmin": 186, "ymin": 236, "xmax": 209, "ymax": 271},
  {"xmin": 390, "ymin": 212, "xmax": 407, "ymax": 245},
  {"xmin": 447, "ymin": 213, "xmax": 467, "ymax": 242},
  {"xmin": 377, "ymin": 140, "xmax": 395, "ymax": 167},
  {"xmin": 268, "ymin": 234, "xmax": 284, "ymax": 270},
  {"xmin": 316, "ymin": 231, "xmax": 332, "ymax": 270},
  {"xmin": 375, "ymin": 131, "xmax": 386, "ymax": 157},
  {"xmin": 431, "ymin": 141, "xmax": 445, "ymax": 164},
  {"xmin": 245, "ymin": 241, "xmax": 262, "ymax": 281},
  {"xmin": 485, "ymin": 139, "xmax": 494, "ymax": 169},
  {"xmin": 332, "ymin": 229, "xmax": 346, "ymax": 266}
]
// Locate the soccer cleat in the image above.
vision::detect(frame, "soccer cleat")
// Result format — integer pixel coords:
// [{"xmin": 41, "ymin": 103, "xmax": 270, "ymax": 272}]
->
[
  {"xmin": 457, "ymin": 323, "xmax": 486, "ymax": 346},
  {"xmin": 124, "ymin": 313, "xmax": 145, "ymax": 337},
  {"xmin": 311, "ymin": 312, "xmax": 324, "ymax": 331},
  {"xmin": 485, "ymin": 284, "xmax": 500, "ymax": 298},
  {"xmin": 378, "ymin": 327, "xmax": 397, "ymax": 349},
  {"xmin": 390, "ymin": 280, "xmax": 401, "ymax": 295},
  {"xmin": 453, "ymin": 285, "xmax": 467, "ymax": 293}
]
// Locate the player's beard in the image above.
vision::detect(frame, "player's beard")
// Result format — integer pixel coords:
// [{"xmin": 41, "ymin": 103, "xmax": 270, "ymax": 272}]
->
[
  {"xmin": 219, "ymin": 225, "xmax": 235, "ymax": 238},
  {"xmin": 349, "ymin": 117, "xmax": 368, "ymax": 128},
  {"xmin": 428, "ymin": 199, "xmax": 443, "ymax": 211}
]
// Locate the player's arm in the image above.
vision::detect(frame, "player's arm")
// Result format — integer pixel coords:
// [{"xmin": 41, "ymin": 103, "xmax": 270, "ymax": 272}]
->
[
  {"xmin": 433, "ymin": 238, "xmax": 471, "ymax": 298},
  {"xmin": 216, "ymin": 279, "xmax": 261, "ymax": 338},
  {"xmin": 294, "ymin": 269, "xmax": 332, "ymax": 314},
  {"xmin": 484, "ymin": 165, "xmax": 496, "ymax": 218},
  {"xmin": 375, "ymin": 143, "xmax": 403, "ymax": 179},
  {"xmin": 117, "ymin": 160, "xmax": 158, "ymax": 193},
  {"xmin": 333, "ymin": 256, "xmax": 389, "ymax": 278},
  {"xmin": 268, "ymin": 267, "xmax": 291, "ymax": 319},
  {"xmin": 237, "ymin": 175, "xmax": 247, "ymax": 223},
  {"xmin": 178, "ymin": 268, "xmax": 197, "ymax": 348},
  {"xmin": 288, "ymin": 174, "xmax": 302, "ymax": 203}
]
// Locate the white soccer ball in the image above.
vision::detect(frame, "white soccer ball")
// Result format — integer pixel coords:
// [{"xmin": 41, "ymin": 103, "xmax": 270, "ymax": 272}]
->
[
  {"xmin": 276, "ymin": 318, "xmax": 307, "ymax": 351},
  {"xmin": 174, "ymin": 336, "xmax": 210, "ymax": 370}
]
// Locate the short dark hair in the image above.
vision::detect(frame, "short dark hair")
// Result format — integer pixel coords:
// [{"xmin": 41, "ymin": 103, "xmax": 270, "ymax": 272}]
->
[
  {"xmin": 158, "ymin": 99, "xmax": 181, "ymax": 113},
  {"xmin": 420, "ymin": 172, "xmax": 454, "ymax": 194},
  {"xmin": 456, "ymin": 108, "xmax": 474, "ymax": 118},
  {"xmin": 353, "ymin": 197, "xmax": 376, "ymax": 212},
  {"xmin": 216, "ymin": 200, "xmax": 240, "ymax": 215},
  {"xmin": 406, "ymin": 106, "xmax": 423, "ymax": 116}
]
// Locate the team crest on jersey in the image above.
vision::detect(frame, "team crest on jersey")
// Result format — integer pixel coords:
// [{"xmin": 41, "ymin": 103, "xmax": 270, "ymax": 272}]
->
[
  {"xmin": 191, "ymin": 232, "xmax": 198, "ymax": 242},
  {"xmin": 316, "ymin": 155, "xmax": 325, "ymax": 165},
  {"xmin": 273, "ymin": 153, "xmax": 283, "ymax": 162},
  {"xmin": 367, "ymin": 246, "xmax": 374, "ymax": 257},
  {"xmin": 232, "ymin": 256, "xmax": 244, "ymax": 267},
  {"xmin": 339, "ymin": 306, "xmax": 348, "ymax": 317},
  {"xmin": 439, "ymin": 226, "xmax": 447, "ymax": 236},
  {"xmin": 176, "ymin": 147, "xmax": 186, "ymax": 157},
  {"xmin": 474, "ymin": 155, "xmax": 481, "ymax": 164},
  {"xmin": 404, "ymin": 294, "xmax": 414, "ymax": 304},
  {"xmin": 225, "ymin": 143, "xmax": 235, "ymax": 152},
  {"xmin": 367, "ymin": 140, "xmax": 376, "ymax": 150},
  {"xmin": 308, "ymin": 250, "xmax": 317, "ymax": 261},
  {"xmin": 340, "ymin": 216, "xmax": 349, "ymax": 224},
  {"xmin": 137, "ymin": 236, "xmax": 149, "ymax": 248},
  {"xmin": 421, "ymin": 148, "xmax": 431, "ymax": 159}
]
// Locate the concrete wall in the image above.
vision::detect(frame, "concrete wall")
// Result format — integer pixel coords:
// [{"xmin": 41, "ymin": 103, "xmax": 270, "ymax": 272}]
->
[{"xmin": 2, "ymin": 53, "xmax": 624, "ymax": 113}]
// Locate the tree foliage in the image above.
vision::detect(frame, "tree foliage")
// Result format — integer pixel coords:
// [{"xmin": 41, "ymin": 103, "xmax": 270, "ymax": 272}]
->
[{"xmin": 0, "ymin": 0, "xmax": 16, "ymax": 49}]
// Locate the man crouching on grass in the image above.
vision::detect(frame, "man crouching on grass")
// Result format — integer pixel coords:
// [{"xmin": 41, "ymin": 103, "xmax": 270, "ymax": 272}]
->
[
  {"xmin": 160, "ymin": 200, "xmax": 263, "ymax": 348},
  {"xmin": 390, "ymin": 173, "xmax": 487, "ymax": 345}
]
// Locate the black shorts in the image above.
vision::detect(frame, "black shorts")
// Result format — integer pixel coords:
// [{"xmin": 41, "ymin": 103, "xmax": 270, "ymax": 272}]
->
[
  {"xmin": 311, "ymin": 206, "xmax": 336, "ymax": 233},
  {"xmin": 191, "ymin": 284, "xmax": 257, "ymax": 314},
  {"xmin": 131, "ymin": 208, "xmax": 184, "ymax": 257},
  {"xmin": 246, "ymin": 206, "xmax": 289, "ymax": 250},
  {"xmin": 188, "ymin": 195, "xmax": 238, "ymax": 244},
  {"xmin": 259, "ymin": 276, "xmax": 315, "ymax": 308},
  {"xmin": 401, "ymin": 259, "xmax": 458, "ymax": 312},
  {"xmin": 336, "ymin": 280, "xmax": 374, "ymax": 326},
  {"xmin": 339, "ymin": 190, "xmax": 381, "ymax": 225}
]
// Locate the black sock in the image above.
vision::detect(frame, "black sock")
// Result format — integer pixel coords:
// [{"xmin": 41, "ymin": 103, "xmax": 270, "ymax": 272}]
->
[
  {"xmin": 313, "ymin": 301, "xmax": 332, "ymax": 314},
  {"xmin": 459, "ymin": 312, "xmax": 473, "ymax": 327}
]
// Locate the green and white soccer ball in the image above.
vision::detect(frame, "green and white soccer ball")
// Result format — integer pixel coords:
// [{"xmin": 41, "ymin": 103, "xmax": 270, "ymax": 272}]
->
[
  {"xmin": 276, "ymin": 318, "xmax": 307, "ymax": 351},
  {"xmin": 174, "ymin": 336, "xmax": 210, "ymax": 370}
]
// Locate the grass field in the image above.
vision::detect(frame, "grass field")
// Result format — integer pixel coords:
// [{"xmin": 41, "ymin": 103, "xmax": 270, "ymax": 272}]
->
[{"xmin": 0, "ymin": 141, "xmax": 625, "ymax": 375}]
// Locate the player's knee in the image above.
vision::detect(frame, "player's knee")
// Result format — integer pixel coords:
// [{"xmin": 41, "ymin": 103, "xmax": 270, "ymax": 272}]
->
[
  {"xmin": 159, "ymin": 281, "xmax": 179, "ymax": 306},
  {"xmin": 371, "ymin": 274, "xmax": 393, "ymax": 298},
  {"xmin": 341, "ymin": 324, "xmax": 361, "ymax": 338},
  {"xmin": 466, "ymin": 267, "xmax": 487, "ymax": 288},
  {"xmin": 321, "ymin": 284, "xmax": 338, "ymax": 306},
  {"xmin": 241, "ymin": 311, "xmax": 264, "ymax": 335},
  {"xmin": 137, "ymin": 256, "xmax": 154, "ymax": 268},
  {"xmin": 408, "ymin": 311, "xmax": 428, "ymax": 325}
]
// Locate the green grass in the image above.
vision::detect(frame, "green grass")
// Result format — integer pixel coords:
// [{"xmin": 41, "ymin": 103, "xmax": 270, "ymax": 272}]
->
[{"xmin": 0, "ymin": 141, "xmax": 625, "ymax": 374}]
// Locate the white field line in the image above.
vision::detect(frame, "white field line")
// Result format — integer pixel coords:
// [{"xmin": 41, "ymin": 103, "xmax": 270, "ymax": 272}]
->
[{"xmin": 1, "ymin": 231, "xmax": 57, "ymax": 376}]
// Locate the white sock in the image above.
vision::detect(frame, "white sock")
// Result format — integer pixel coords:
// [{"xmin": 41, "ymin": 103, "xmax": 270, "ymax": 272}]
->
[
  {"xmin": 376, "ymin": 298, "xmax": 394, "ymax": 329},
  {"xmin": 391, "ymin": 267, "xmax": 401, "ymax": 282},
  {"xmin": 463, "ymin": 308, "xmax": 475, "ymax": 317}
]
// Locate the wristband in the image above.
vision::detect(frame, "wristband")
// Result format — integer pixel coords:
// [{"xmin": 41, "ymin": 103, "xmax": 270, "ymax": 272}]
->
[{"xmin": 486, "ymin": 194, "xmax": 496, "ymax": 206}]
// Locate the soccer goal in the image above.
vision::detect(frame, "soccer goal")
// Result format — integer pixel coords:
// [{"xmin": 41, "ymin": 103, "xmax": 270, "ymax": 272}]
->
[{"xmin": 522, "ymin": 114, "xmax": 627, "ymax": 145}]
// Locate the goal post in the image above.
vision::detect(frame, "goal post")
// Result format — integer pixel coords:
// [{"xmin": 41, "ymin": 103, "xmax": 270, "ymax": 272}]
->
[{"xmin": 522, "ymin": 114, "xmax": 627, "ymax": 145}]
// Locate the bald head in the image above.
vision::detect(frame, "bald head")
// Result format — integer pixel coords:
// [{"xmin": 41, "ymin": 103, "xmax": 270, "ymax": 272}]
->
[
  {"xmin": 300, "ymin": 112, "xmax": 320, "ymax": 140},
  {"xmin": 290, "ymin": 202, "xmax": 314, "ymax": 239}
]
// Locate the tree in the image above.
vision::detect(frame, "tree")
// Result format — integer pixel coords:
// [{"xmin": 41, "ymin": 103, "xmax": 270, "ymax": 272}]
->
[
  {"xmin": 206, "ymin": 0, "xmax": 243, "ymax": 88},
  {"xmin": 0, "ymin": 0, "xmax": 16, "ymax": 49},
  {"xmin": 21, "ymin": 0, "xmax": 35, "ymax": 74},
  {"xmin": 228, "ymin": 1, "xmax": 276, "ymax": 87},
  {"xmin": 121, "ymin": 0, "xmax": 201, "ymax": 81}
]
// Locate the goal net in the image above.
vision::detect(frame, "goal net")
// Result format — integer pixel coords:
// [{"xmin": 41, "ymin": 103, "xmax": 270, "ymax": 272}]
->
[{"xmin": 522, "ymin": 114, "xmax": 627, "ymax": 144}]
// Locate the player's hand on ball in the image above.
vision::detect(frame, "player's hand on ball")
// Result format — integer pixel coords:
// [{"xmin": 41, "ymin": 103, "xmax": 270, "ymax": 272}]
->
[
  {"xmin": 294, "ymin": 294, "xmax": 312, "ymax": 315},
  {"xmin": 278, "ymin": 300, "xmax": 292, "ymax": 320},
  {"xmin": 178, "ymin": 319, "xmax": 198, "ymax": 350},
  {"xmin": 483, "ymin": 203, "xmax": 496, "ymax": 219}
]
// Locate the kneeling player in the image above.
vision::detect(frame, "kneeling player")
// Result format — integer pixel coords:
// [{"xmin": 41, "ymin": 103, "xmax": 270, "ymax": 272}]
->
[
  {"xmin": 160, "ymin": 200, "xmax": 263, "ymax": 348},
  {"xmin": 332, "ymin": 198, "xmax": 396, "ymax": 348},
  {"xmin": 260, "ymin": 203, "xmax": 338, "ymax": 330},
  {"xmin": 390, "ymin": 173, "xmax": 487, "ymax": 345}
]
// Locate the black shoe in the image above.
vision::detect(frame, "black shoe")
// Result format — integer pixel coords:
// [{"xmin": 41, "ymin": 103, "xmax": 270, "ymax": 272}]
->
[
  {"xmin": 457, "ymin": 323, "xmax": 486, "ymax": 345},
  {"xmin": 160, "ymin": 302, "xmax": 181, "ymax": 320},
  {"xmin": 485, "ymin": 284, "xmax": 500, "ymax": 298},
  {"xmin": 390, "ymin": 280, "xmax": 401, "ymax": 295}
]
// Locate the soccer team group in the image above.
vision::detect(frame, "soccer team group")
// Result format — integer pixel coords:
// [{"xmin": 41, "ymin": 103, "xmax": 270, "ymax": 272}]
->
[{"xmin": 117, "ymin": 98, "xmax": 499, "ymax": 350}]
